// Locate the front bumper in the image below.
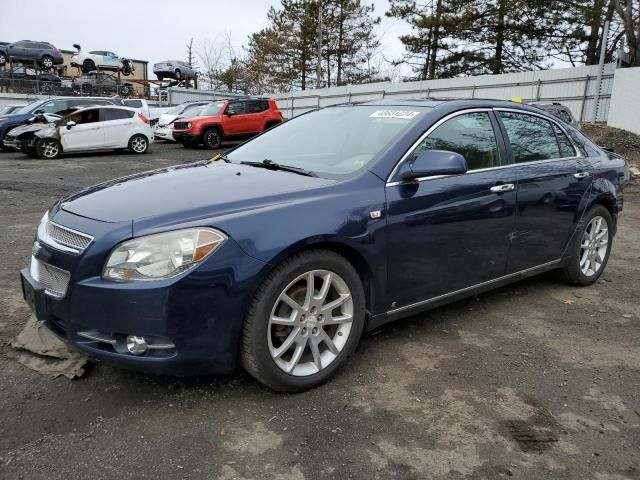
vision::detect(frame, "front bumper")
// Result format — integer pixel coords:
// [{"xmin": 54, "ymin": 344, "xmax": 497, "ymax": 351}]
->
[
  {"xmin": 2, "ymin": 137, "xmax": 21, "ymax": 150},
  {"xmin": 154, "ymin": 125, "xmax": 175, "ymax": 141},
  {"xmin": 173, "ymin": 132, "xmax": 198, "ymax": 144},
  {"xmin": 20, "ymin": 211, "xmax": 268, "ymax": 376}
]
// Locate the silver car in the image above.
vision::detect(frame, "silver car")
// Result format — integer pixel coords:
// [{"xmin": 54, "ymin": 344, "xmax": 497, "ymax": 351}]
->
[{"xmin": 153, "ymin": 60, "xmax": 197, "ymax": 81}]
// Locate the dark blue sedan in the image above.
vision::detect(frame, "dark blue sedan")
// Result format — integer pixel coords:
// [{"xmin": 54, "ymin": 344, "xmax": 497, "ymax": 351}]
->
[{"xmin": 20, "ymin": 99, "xmax": 629, "ymax": 391}]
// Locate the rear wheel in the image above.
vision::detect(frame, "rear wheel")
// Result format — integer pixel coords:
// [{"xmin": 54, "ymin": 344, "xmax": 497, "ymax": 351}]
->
[
  {"xmin": 36, "ymin": 138, "xmax": 61, "ymax": 159},
  {"xmin": 40, "ymin": 55, "xmax": 54, "ymax": 70},
  {"xmin": 561, "ymin": 205, "xmax": 613, "ymax": 286},
  {"xmin": 128, "ymin": 134, "xmax": 148, "ymax": 154},
  {"xmin": 82, "ymin": 59, "xmax": 95, "ymax": 73},
  {"xmin": 120, "ymin": 84, "xmax": 133, "ymax": 96},
  {"xmin": 241, "ymin": 250, "xmax": 366, "ymax": 392},
  {"xmin": 174, "ymin": 69, "xmax": 182, "ymax": 80},
  {"xmin": 0, "ymin": 52, "xmax": 6, "ymax": 66},
  {"xmin": 202, "ymin": 128, "xmax": 222, "ymax": 149}
]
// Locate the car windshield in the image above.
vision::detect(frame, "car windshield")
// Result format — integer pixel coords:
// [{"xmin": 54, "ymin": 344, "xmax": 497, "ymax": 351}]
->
[
  {"xmin": 201, "ymin": 102, "xmax": 226, "ymax": 116},
  {"xmin": 226, "ymin": 105, "xmax": 427, "ymax": 179}
]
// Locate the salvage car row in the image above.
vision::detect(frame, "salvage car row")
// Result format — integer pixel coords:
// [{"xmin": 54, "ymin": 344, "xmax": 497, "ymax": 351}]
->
[{"xmin": 0, "ymin": 97, "xmax": 153, "ymax": 158}]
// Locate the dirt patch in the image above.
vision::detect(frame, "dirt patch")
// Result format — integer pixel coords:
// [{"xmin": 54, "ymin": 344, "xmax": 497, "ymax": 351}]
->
[{"xmin": 581, "ymin": 123, "xmax": 640, "ymax": 166}]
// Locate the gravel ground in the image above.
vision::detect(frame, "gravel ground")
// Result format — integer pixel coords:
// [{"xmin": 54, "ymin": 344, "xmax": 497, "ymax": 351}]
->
[{"xmin": 0, "ymin": 141, "xmax": 638, "ymax": 480}]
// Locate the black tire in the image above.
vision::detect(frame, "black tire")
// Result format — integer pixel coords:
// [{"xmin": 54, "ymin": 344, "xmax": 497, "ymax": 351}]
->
[
  {"xmin": 561, "ymin": 205, "xmax": 614, "ymax": 286},
  {"xmin": 82, "ymin": 83, "xmax": 93, "ymax": 94},
  {"xmin": 241, "ymin": 249, "xmax": 366, "ymax": 392},
  {"xmin": 128, "ymin": 134, "xmax": 148, "ymax": 154},
  {"xmin": 202, "ymin": 128, "xmax": 222, "ymax": 149},
  {"xmin": 174, "ymin": 69, "xmax": 182, "ymax": 80},
  {"xmin": 36, "ymin": 138, "xmax": 62, "ymax": 159},
  {"xmin": 82, "ymin": 59, "xmax": 95, "ymax": 73},
  {"xmin": 120, "ymin": 84, "xmax": 133, "ymax": 97},
  {"xmin": 0, "ymin": 52, "xmax": 6, "ymax": 67},
  {"xmin": 40, "ymin": 55, "xmax": 54, "ymax": 70}
]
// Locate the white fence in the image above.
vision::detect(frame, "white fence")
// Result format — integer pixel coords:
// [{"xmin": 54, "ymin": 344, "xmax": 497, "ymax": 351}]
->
[
  {"xmin": 607, "ymin": 67, "xmax": 640, "ymax": 135},
  {"xmin": 272, "ymin": 63, "xmax": 617, "ymax": 122}
]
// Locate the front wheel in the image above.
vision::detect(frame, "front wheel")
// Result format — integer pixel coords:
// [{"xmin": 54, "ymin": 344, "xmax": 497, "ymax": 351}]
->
[
  {"xmin": 241, "ymin": 250, "xmax": 366, "ymax": 392},
  {"xmin": 82, "ymin": 59, "xmax": 95, "ymax": 73},
  {"xmin": 36, "ymin": 138, "xmax": 62, "ymax": 159},
  {"xmin": 128, "ymin": 134, "xmax": 148, "ymax": 154},
  {"xmin": 561, "ymin": 205, "xmax": 613, "ymax": 286},
  {"xmin": 202, "ymin": 128, "xmax": 222, "ymax": 149},
  {"xmin": 0, "ymin": 52, "xmax": 6, "ymax": 67}
]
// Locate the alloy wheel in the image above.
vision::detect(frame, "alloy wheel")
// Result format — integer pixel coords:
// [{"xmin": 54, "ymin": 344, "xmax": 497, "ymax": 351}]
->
[
  {"xmin": 42, "ymin": 57, "xmax": 53, "ymax": 69},
  {"xmin": 41, "ymin": 140, "xmax": 59, "ymax": 159},
  {"xmin": 579, "ymin": 215, "xmax": 609, "ymax": 277},
  {"xmin": 268, "ymin": 270, "xmax": 354, "ymax": 376},
  {"xmin": 131, "ymin": 136, "xmax": 147, "ymax": 153}
]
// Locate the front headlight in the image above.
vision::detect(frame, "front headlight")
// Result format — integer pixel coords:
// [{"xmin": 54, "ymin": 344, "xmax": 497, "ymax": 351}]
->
[
  {"xmin": 187, "ymin": 122, "xmax": 192, "ymax": 129},
  {"xmin": 102, "ymin": 228, "xmax": 226, "ymax": 281}
]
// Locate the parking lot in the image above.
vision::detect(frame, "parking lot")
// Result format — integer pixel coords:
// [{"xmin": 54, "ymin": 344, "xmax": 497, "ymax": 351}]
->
[{"xmin": 0, "ymin": 142, "xmax": 638, "ymax": 479}]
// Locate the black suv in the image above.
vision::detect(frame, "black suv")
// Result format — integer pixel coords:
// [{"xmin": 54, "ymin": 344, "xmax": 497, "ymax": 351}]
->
[{"xmin": 0, "ymin": 40, "xmax": 65, "ymax": 70}]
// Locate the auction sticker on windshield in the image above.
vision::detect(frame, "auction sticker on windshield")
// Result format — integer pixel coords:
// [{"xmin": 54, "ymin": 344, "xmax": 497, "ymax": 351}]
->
[{"xmin": 369, "ymin": 110, "xmax": 420, "ymax": 119}]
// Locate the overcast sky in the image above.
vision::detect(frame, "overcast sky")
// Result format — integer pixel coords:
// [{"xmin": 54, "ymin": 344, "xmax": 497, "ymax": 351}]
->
[{"xmin": 1, "ymin": 0, "xmax": 410, "ymax": 67}]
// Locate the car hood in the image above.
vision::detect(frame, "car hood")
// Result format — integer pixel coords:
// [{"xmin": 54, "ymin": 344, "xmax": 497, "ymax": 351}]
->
[
  {"xmin": 59, "ymin": 161, "xmax": 335, "ymax": 224},
  {"xmin": 157, "ymin": 113, "xmax": 179, "ymax": 126},
  {"xmin": 7, "ymin": 122, "xmax": 54, "ymax": 136}
]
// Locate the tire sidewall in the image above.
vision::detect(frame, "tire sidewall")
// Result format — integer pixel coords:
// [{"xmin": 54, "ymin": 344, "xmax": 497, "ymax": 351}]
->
[
  {"xmin": 566, "ymin": 205, "xmax": 613, "ymax": 286},
  {"xmin": 203, "ymin": 128, "xmax": 221, "ymax": 149},
  {"xmin": 243, "ymin": 250, "xmax": 366, "ymax": 392},
  {"xmin": 41, "ymin": 55, "xmax": 53, "ymax": 70},
  {"xmin": 128, "ymin": 134, "xmax": 148, "ymax": 154},
  {"xmin": 36, "ymin": 138, "xmax": 61, "ymax": 159}
]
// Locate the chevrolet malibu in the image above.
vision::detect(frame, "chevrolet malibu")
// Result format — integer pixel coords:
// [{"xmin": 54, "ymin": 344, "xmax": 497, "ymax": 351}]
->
[{"xmin": 20, "ymin": 99, "xmax": 629, "ymax": 392}]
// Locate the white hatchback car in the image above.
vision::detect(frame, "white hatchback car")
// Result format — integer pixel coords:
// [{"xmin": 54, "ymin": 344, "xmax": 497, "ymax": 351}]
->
[
  {"xmin": 29, "ymin": 106, "xmax": 153, "ymax": 159},
  {"xmin": 70, "ymin": 50, "xmax": 133, "ymax": 75}
]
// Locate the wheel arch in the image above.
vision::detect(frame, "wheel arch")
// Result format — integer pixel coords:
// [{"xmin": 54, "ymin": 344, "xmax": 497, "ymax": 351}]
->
[
  {"xmin": 201, "ymin": 123, "xmax": 224, "ymax": 137},
  {"xmin": 252, "ymin": 238, "xmax": 378, "ymax": 323}
]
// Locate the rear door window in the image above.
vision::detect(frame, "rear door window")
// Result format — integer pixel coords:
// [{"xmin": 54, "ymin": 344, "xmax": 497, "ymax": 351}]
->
[
  {"xmin": 100, "ymin": 108, "xmax": 133, "ymax": 121},
  {"xmin": 553, "ymin": 124, "xmax": 577, "ymax": 158},
  {"xmin": 66, "ymin": 109, "xmax": 100, "ymax": 124},
  {"xmin": 499, "ymin": 112, "xmax": 561, "ymax": 163},
  {"xmin": 246, "ymin": 100, "xmax": 263, "ymax": 114}
]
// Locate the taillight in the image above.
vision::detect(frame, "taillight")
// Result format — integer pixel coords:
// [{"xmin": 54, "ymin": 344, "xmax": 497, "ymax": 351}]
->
[
  {"xmin": 138, "ymin": 114, "xmax": 149, "ymax": 124},
  {"xmin": 56, "ymin": 49, "xmax": 61, "ymax": 54}
]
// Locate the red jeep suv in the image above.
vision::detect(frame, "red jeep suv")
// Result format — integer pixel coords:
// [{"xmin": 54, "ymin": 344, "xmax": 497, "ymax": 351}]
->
[{"xmin": 172, "ymin": 98, "xmax": 283, "ymax": 149}]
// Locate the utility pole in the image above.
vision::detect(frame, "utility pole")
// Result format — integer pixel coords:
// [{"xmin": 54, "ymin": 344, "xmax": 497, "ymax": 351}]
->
[
  {"xmin": 316, "ymin": 0, "xmax": 323, "ymax": 89},
  {"xmin": 591, "ymin": 20, "xmax": 609, "ymax": 123}
]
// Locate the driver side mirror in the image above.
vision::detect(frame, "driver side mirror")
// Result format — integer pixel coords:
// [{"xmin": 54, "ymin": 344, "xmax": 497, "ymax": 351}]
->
[
  {"xmin": 66, "ymin": 120, "xmax": 76, "ymax": 130},
  {"xmin": 401, "ymin": 150, "xmax": 468, "ymax": 181}
]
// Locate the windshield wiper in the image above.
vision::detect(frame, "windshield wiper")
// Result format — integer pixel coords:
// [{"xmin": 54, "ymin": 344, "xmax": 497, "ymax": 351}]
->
[{"xmin": 240, "ymin": 159, "xmax": 317, "ymax": 177}]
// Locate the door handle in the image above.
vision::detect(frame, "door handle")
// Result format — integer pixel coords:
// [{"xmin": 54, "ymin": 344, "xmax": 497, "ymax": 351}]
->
[
  {"xmin": 490, "ymin": 183, "xmax": 515, "ymax": 193},
  {"xmin": 573, "ymin": 171, "xmax": 591, "ymax": 179}
]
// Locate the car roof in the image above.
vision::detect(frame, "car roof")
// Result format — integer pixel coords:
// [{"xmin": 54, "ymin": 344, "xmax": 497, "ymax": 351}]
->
[
  {"xmin": 71, "ymin": 105, "xmax": 138, "ymax": 113},
  {"xmin": 340, "ymin": 98, "xmax": 565, "ymax": 117}
]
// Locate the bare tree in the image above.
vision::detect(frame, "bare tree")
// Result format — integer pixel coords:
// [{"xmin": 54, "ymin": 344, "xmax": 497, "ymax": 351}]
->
[{"xmin": 197, "ymin": 34, "xmax": 226, "ymax": 90}]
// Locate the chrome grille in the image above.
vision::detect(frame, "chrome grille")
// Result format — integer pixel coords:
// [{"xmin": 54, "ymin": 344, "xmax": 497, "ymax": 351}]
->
[
  {"xmin": 42, "ymin": 220, "xmax": 93, "ymax": 253},
  {"xmin": 30, "ymin": 256, "xmax": 70, "ymax": 298}
]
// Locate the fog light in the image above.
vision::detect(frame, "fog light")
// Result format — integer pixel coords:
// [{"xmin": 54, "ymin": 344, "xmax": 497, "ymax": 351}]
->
[{"xmin": 126, "ymin": 335, "xmax": 148, "ymax": 355}]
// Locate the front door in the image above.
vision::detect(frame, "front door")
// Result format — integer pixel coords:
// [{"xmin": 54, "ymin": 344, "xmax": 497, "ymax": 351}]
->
[
  {"xmin": 386, "ymin": 110, "xmax": 517, "ymax": 309},
  {"xmin": 224, "ymin": 101, "xmax": 252, "ymax": 135},
  {"xmin": 496, "ymin": 110, "xmax": 594, "ymax": 272},
  {"xmin": 60, "ymin": 108, "xmax": 104, "ymax": 151}
]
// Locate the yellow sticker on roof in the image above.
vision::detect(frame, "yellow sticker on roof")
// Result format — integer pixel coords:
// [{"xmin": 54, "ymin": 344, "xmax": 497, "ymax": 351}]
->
[{"xmin": 369, "ymin": 110, "xmax": 420, "ymax": 119}]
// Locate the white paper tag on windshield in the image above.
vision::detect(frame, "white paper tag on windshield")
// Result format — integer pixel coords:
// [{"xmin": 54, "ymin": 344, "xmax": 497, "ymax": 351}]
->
[{"xmin": 369, "ymin": 110, "xmax": 420, "ymax": 120}]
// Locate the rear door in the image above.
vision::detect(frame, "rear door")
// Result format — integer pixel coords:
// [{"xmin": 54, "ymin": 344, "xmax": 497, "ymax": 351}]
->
[
  {"xmin": 245, "ymin": 100, "xmax": 268, "ymax": 132},
  {"xmin": 100, "ymin": 108, "xmax": 134, "ymax": 147},
  {"xmin": 496, "ymin": 109, "xmax": 593, "ymax": 272},
  {"xmin": 61, "ymin": 108, "xmax": 104, "ymax": 151},
  {"xmin": 386, "ymin": 110, "xmax": 517, "ymax": 309}
]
